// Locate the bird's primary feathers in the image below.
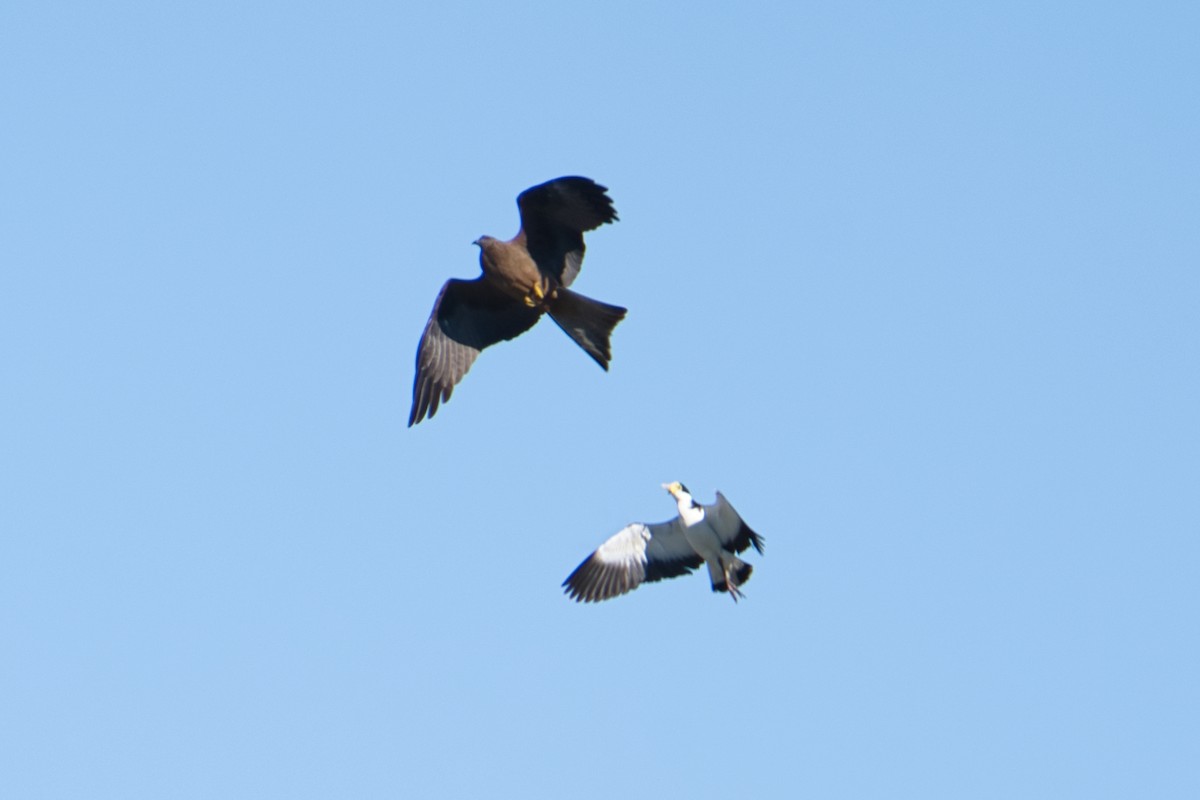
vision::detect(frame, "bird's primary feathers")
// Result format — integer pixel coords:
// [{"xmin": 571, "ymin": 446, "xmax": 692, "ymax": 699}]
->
[
  {"xmin": 563, "ymin": 483, "xmax": 765, "ymax": 603},
  {"xmin": 408, "ymin": 176, "xmax": 627, "ymax": 426}
]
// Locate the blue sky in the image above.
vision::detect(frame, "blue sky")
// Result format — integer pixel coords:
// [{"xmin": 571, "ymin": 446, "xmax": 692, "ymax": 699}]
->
[{"xmin": 2, "ymin": 2, "xmax": 1197, "ymax": 797}]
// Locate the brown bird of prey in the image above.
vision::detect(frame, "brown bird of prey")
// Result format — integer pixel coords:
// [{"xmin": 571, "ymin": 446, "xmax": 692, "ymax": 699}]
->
[
  {"xmin": 563, "ymin": 482, "xmax": 765, "ymax": 603},
  {"xmin": 408, "ymin": 176, "xmax": 627, "ymax": 426}
]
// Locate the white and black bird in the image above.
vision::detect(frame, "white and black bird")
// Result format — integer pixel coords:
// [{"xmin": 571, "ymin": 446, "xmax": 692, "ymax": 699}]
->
[{"xmin": 563, "ymin": 482, "xmax": 765, "ymax": 603}]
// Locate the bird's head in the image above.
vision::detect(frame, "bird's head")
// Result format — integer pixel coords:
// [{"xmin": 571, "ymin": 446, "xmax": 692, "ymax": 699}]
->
[
  {"xmin": 663, "ymin": 481, "xmax": 703, "ymax": 516},
  {"xmin": 473, "ymin": 236, "xmax": 499, "ymax": 271},
  {"xmin": 662, "ymin": 481, "xmax": 690, "ymax": 499}
]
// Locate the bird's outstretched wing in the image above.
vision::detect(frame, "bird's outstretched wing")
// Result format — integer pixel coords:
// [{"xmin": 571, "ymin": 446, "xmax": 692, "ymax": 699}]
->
[
  {"xmin": 516, "ymin": 176, "xmax": 617, "ymax": 287},
  {"xmin": 707, "ymin": 492, "xmax": 766, "ymax": 555},
  {"xmin": 408, "ymin": 278, "xmax": 540, "ymax": 426},
  {"xmin": 563, "ymin": 518, "xmax": 703, "ymax": 603}
]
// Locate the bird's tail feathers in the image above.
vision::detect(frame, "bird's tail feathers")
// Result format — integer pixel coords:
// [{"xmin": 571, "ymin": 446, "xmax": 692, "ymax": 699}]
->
[
  {"xmin": 546, "ymin": 288, "xmax": 627, "ymax": 370},
  {"xmin": 709, "ymin": 555, "xmax": 753, "ymax": 594}
]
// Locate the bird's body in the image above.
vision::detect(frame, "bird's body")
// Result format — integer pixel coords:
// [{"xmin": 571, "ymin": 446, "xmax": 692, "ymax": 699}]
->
[
  {"xmin": 679, "ymin": 507, "xmax": 740, "ymax": 591},
  {"xmin": 408, "ymin": 177, "xmax": 626, "ymax": 426},
  {"xmin": 472, "ymin": 236, "xmax": 542, "ymax": 303},
  {"xmin": 563, "ymin": 483, "xmax": 765, "ymax": 603}
]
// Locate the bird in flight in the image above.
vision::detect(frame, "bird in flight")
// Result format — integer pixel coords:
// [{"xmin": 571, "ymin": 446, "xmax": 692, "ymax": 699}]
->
[
  {"xmin": 408, "ymin": 176, "xmax": 627, "ymax": 426},
  {"xmin": 563, "ymin": 483, "xmax": 765, "ymax": 603}
]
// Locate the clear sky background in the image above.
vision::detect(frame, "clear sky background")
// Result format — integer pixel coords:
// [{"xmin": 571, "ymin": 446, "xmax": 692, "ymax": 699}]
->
[{"xmin": 2, "ymin": 2, "xmax": 1197, "ymax": 798}]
